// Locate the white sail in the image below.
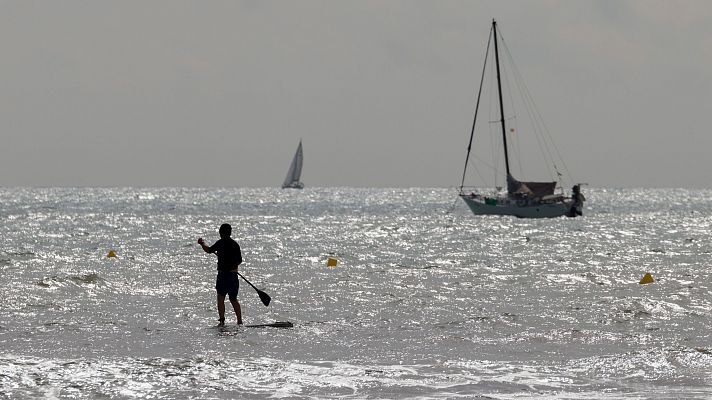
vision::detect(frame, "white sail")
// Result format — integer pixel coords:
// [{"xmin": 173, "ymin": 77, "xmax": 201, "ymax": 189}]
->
[{"xmin": 282, "ymin": 141, "xmax": 304, "ymax": 189}]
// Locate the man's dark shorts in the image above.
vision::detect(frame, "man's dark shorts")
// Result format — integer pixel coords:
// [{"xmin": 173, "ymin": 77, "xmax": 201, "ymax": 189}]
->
[{"xmin": 215, "ymin": 271, "xmax": 239, "ymax": 301}]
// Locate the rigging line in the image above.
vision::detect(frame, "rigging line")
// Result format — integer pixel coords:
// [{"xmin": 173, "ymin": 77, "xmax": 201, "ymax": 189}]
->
[
  {"xmin": 512, "ymin": 53, "xmax": 557, "ymax": 180},
  {"xmin": 501, "ymin": 37, "xmax": 574, "ymax": 184},
  {"xmin": 527, "ymin": 86, "xmax": 575, "ymax": 186},
  {"xmin": 469, "ymin": 151, "xmax": 499, "ymax": 172},
  {"xmin": 488, "ymin": 116, "xmax": 517, "ymax": 124},
  {"xmin": 503, "ymin": 59, "xmax": 527, "ymax": 180},
  {"xmin": 512, "ymin": 60, "xmax": 549, "ymax": 180},
  {"xmin": 484, "ymin": 42, "xmax": 505, "ymax": 189},
  {"xmin": 503, "ymin": 63, "xmax": 526, "ymax": 180},
  {"xmin": 445, "ymin": 190, "xmax": 461, "ymax": 216},
  {"xmin": 501, "ymin": 36, "xmax": 564, "ymax": 183},
  {"xmin": 467, "ymin": 152, "xmax": 498, "ymax": 187},
  {"xmin": 494, "ymin": 26, "xmax": 530, "ymax": 182},
  {"xmin": 499, "ymin": 34, "xmax": 549, "ymax": 181},
  {"xmin": 522, "ymin": 72, "xmax": 574, "ymax": 185},
  {"xmin": 487, "ymin": 64, "xmax": 501, "ymax": 188},
  {"xmin": 459, "ymin": 23, "xmax": 494, "ymax": 193}
]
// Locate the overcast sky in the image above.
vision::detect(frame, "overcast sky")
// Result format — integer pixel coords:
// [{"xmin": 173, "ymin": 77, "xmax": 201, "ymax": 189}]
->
[{"xmin": 1, "ymin": 0, "xmax": 711, "ymax": 188}]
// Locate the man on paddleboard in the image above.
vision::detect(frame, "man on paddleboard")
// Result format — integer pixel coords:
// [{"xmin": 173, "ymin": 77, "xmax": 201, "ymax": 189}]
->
[{"xmin": 198, "ymin": 223, "xmax": 243, "ymax": 326}]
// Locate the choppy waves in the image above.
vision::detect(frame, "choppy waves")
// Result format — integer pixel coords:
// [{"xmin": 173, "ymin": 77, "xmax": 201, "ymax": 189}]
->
[{"xmin": 1, "ymin": 187, "xmax": 712, "ymax": 398}]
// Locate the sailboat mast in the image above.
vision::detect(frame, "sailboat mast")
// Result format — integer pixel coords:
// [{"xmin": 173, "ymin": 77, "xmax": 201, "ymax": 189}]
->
[{"xmin": 492, "ymin": 19, "xmax": 511, "ymax": 177}]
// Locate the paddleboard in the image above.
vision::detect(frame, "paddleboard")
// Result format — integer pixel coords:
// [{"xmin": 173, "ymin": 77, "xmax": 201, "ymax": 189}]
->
[{"xmin": 244, "ymin": 321, "xmax": 293, "ymax": 328}]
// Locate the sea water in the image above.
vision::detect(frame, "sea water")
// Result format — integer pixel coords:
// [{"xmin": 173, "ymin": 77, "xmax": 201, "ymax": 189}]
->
[{"xmin": 1, "ymin": 187, "xmax": 711, "ymax": 399}]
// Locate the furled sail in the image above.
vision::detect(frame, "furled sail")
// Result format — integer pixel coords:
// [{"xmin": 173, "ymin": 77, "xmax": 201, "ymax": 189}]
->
[{"xmin": 506, "ymin": 174, "xmax": 556, "ymax": 198}]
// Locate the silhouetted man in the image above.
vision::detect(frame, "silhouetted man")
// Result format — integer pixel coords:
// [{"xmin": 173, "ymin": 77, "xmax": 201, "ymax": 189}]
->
[{"xmin": 198, "ymin": 223, "xmax": 243, "ymax": 326}]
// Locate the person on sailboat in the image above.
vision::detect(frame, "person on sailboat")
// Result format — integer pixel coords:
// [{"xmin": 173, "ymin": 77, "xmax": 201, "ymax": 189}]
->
[
  {"xmin": 198, "ymin": 223, "xmax": 243, "ymax": 326},
  {"xmin": 569, "ymin": 185, "xmax": 585, "ymax": 216}
]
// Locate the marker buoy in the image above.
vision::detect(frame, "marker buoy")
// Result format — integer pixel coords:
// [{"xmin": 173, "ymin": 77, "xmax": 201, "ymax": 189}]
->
[
  {"xmin": 327, "ymin": 258, "xmax": 337, "ymax": 267},
  {"xmin": 639, "ymin": 273, "xmax": 654, "ymax": 284},
  {"xmin": 107, "ymin": 250, "xmax": 117, "ymax": 258}
]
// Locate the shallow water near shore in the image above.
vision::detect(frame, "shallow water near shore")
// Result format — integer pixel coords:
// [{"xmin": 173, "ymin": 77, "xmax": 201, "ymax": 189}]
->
[{"xmin": 1, "ymin": 187, "xmax": 711, "ymax": 399}]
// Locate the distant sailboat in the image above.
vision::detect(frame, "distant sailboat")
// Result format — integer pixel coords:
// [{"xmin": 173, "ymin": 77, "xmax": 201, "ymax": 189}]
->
[
  {"xmin": 282, "ymin": 140, "xmax": 304, "ymax": 189},
  {"xmin": 458, "ymin": 20, "xmax": 585, "ymax": 218}
]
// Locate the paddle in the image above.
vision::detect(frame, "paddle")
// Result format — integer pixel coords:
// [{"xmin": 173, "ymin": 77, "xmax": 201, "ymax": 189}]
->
[{"xmin": 237, "ymin": 272, "xmax": 271, "ymax": 306}]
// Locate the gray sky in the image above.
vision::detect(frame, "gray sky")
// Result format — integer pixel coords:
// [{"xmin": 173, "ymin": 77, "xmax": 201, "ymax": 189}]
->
[{"xmin": 1, "ymin": 0, "xmax": 711, "ymax": 188}]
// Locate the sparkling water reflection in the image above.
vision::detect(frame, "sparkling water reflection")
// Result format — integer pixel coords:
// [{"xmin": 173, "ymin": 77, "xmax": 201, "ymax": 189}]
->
[{"xmin": 1, "ymin": 187, "xmax": 711, "ymax": 398}]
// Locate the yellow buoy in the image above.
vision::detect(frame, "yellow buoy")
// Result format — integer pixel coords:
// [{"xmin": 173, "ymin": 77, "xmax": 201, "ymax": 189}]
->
[
  {"xmin": 639, "ymin": 273, "xmax": 654, "ymax": 284},
  {"xmin": 107, "ymin": 250, "xmax": 117, "ymax": 258},
  {"xmin": 327, "ymin": 258, "xmax": 337, "ymax": 267}
]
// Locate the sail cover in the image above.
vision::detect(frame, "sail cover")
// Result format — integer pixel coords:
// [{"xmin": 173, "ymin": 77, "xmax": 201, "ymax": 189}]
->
[
  {"xmin": 507, "ymin": 174, "xmax": 556, "ymax": 198},
  {"xmin": 282, "ymin": 141, "xmax": 303, "ymax": 188}
]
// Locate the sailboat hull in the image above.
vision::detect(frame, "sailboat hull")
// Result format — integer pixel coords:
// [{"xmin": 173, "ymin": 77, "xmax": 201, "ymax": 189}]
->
[
  {"xmin": 282, "ymin": 182, "xmax": 304, "ymax": 189},
  {"xmin": 456, "ymin": 20, "xmax": 585, "ymax": 219},
  {"xmin": 460, "ymin": 194, "xmax": 574, "ymax": 218}
]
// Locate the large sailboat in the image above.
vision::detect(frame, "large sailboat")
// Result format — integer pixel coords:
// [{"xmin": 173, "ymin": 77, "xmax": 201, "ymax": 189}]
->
[
  {"xmin": 458, "ymin": 20, "xmax": 584, "ymax": 218},
  {"xmin": 282, "ymin": 140, "xmax": 304, "ymax": 189}
]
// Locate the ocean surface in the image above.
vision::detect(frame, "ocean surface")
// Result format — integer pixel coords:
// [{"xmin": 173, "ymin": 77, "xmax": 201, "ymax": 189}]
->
[{"xmin": 1, "ymin": 187, "xmax": 711, "ymax": 399}]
